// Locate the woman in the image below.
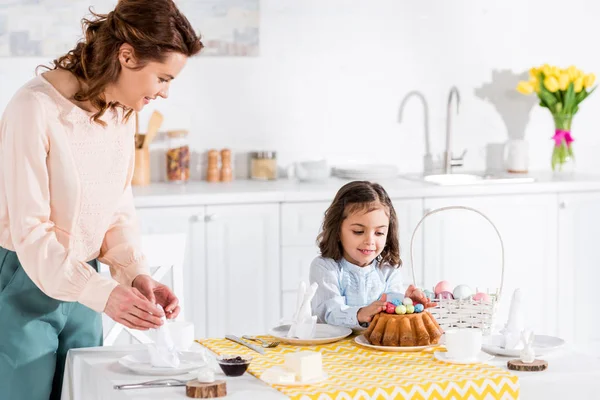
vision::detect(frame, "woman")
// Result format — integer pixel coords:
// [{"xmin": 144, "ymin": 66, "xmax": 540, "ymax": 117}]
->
[{"xmin": 0, "ymin": 1, "xmax": 203, "ymax": 399}]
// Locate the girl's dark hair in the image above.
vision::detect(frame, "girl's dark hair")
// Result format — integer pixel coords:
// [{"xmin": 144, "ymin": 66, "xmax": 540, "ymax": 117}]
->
[
  {"xmin": 39, "ymin": 0, "xmax": 203, "ymax": 124},
  {"xmin": 317, "ymin": 181, "xmax": 401, "ymax": 267}
]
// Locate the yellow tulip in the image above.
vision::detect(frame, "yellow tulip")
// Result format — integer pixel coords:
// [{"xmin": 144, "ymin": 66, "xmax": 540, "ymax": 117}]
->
[
  {"xmin": 550, "ymin": 66, "xmax": 560, "ymax": 77},
  {"xmin": 529, "ymin": 67, "xmax": 539, "ymax": 79},
  {"xmin": 516, "ymin": 81, "xmax": 534, "ymax": 95},
  {"xmin": 541, "ymin": 64, "xmax": 552, "ymax": 76},
  {"xmin": 544, "ymin": 76, "xmax": 559, "ymax": 92},
  {"xmin": 584, "ymin": 73, "xmax": 596, "ymax": 88},
  {"xmin": 574, "ymin": 76, "xmax": 584, "ymax": 92},
  {"xmin": 558, "ymin": 73, "xmax": 570, "ymax": 91},
  {"xmin": 567, "ymin": 65, "xmax": 579, "ymax": 81}
]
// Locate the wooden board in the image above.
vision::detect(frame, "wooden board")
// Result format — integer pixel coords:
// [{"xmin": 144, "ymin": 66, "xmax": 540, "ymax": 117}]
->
[
  {"xmin": 507, "ymin": 359, "xmax": 548, "ymax": 371},
  {"xmin": 185, "ymin": 380, "xmax": 227, "ymax": 398}
]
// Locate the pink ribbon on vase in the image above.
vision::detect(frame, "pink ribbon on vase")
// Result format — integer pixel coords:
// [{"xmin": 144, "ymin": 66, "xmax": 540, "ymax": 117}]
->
[{"xmin": 553, "ymin": 129, "xmax": 574, "ymax": 147}]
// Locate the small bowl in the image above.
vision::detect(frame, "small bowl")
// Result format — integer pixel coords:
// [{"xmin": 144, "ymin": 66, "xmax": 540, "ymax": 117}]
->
[{"xmin": 216, "ymin": 354, "xmax": 252, "ymax": 377}]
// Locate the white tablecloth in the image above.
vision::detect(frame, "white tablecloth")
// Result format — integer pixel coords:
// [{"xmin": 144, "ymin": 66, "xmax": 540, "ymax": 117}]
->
[
  {"xmin": 62, "ymin": 343, "xmax": 600, "ymax": 400},
  {"xmin": 61, "ymin": 343, "xmax": 285, "ymax": 400}
]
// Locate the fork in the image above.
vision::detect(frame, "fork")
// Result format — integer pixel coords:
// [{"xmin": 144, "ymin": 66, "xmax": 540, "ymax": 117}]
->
[
  {"xmin": 242, "ymin": 335, "xmax": 280, "ymax": 348},
  {"xmin": 114, "ymin": 378, "xmax": 193, "ymax": 390}
]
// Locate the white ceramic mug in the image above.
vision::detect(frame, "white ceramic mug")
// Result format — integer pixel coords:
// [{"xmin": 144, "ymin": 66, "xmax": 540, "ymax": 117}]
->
[
  {"xmin": 167, "ymin": 321, "xmax": 195, "ymax": 351},
  {"xmin": 444, "ymin": 328, "xmax": 482, "ymax": 360},
  {"xmin": 505, "ymin": 139, "xmax": 529, "ymax": 173}
]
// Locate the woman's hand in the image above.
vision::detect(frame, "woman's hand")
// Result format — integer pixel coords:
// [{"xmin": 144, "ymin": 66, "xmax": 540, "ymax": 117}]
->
[
  {"xmin": 357, "ymin": 294, "xmax": 387, "ymax": 324},
  {"xmin": 104, "ymin": 285, "xmax": 165, "ymax": 330},
  {"xmin": 132, "ymin": 274, "xmax": 181, "ymax": 319}
]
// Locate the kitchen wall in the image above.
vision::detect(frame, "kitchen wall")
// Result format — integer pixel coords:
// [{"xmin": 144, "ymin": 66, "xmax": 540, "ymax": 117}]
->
[{"xmin": 2, "ymin": 0, "xmax": 600, "ymax": 180}]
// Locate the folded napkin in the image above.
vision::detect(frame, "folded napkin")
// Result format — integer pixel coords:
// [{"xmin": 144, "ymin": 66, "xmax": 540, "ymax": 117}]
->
[
  {"xmin": 500, "ymin": 288, "xmax": 524, "ymax": 350},
  {"xmin": 148, "ymin": 305, "xmax": 181, "ymax": 368},
  {"xmin": 287, "ymin": 281, "xmax": 318, "ymax": 339}
]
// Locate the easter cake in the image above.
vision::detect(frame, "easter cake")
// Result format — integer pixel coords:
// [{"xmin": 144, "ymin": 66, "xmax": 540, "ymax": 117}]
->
[{"xmin": 362, "ymin": 285, "xmax": 443, "ymax": 347}]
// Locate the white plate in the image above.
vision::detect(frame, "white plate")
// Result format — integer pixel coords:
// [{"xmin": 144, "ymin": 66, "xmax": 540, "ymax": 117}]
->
[
  {"xmin": 434, "ymin": 351, "xmax": 494, "ymax": 364},
  {"xmin": 118, "ymin": 351, "xmax": 207, "ymax": 376},
  {"xmin": 482, "ymin": 334, "xmax": 565, "ymax": 357},
  {"xmin": 262, "ymin": 370, "xmax": 328, "ymax": 386},
  {"xmin": 354, "ymin": 334, "xmax": 439, "ymax": 352},
  {"xmin": 269, "ymin": 324, "xmax": 352, "ymax": 345}
]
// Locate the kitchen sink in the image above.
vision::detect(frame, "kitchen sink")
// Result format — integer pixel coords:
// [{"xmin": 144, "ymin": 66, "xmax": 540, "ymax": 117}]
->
[{"xmin": 407, "ymin": 173, "xmax": 536, "ymax": 186}]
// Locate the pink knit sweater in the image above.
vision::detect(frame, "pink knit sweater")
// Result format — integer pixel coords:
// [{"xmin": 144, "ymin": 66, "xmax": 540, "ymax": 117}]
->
[{"xmin": 0, "ymin": 75, "xmax": 149, "ymax": 312}]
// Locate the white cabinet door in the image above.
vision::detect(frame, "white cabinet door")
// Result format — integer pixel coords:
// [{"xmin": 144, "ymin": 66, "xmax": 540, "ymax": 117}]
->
[
  {"xmin": 392, "ymin": 199, "xmax": 425, "ymax": 289},
  {"xmin": 423, "ymin": 195, "xmax": 558, "ymax": 336},
  {"xmin": 558, "ymin": 192, "xmax": 600, "ymax": 352},
  {"xmin": 205, "ymin": 203, "xmax": 280, "ymax": 337},
  {"xmin": 281, "ymin": 202, "xmax": 330, "ymax": 246},
  {"xmin": 102, "ymin": 206, "xmax": 206, "ymax": 344},
  {"xmin": 280, "ymin": 202, "xmax": 329, "ymax": 322},
  {"xmin": 136, "ymin": 207, "xmax": 207, "ymax": 338}
]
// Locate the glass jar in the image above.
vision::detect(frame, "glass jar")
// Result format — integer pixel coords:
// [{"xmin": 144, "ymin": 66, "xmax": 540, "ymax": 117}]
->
[
  {"xmin": 250, "ymin": 151, "xmax": 277, "ymax": 180},
  {"xmin": 166, "ymin": 130, "xmax": 190, "ymax": 183}
]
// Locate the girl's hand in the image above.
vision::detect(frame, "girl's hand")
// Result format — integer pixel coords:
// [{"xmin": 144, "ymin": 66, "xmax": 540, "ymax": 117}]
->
[
  {"xmin": 104, "ymin": 285, "xmax": 165, "ymax": 330},
  {"xmin": 357, "ymin": 294, "xmax": 388, "ymax": 324},
  {"xmin": 405, "ymin": 284, "xmax": 437, "ymax": 309}
]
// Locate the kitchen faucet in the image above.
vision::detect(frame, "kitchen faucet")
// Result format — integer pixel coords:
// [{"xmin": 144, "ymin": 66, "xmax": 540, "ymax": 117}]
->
[
  {"xmin": 444, "ymin": 86, "xmax": 467, "ymax": 174},
  {"xmin": 398, "ymin": 90, "xmax": 432, "ymax": 173}
]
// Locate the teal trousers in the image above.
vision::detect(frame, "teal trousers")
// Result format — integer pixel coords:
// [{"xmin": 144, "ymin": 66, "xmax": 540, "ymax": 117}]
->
[{"xmin": 0, "ymin": 246, "xmax": 103, "ymax": 400}]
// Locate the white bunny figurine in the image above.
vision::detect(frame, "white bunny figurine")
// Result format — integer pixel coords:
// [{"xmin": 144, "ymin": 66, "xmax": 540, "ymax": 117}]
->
[{"xmin": 520, "ymin": 330, "xmax": 535, "ymax": 364}]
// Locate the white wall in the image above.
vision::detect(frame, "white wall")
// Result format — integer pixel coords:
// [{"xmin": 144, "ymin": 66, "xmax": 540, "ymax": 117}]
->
[{"xmin": 2, "ymin": 0, "xmax": 600, "ymax": 180}]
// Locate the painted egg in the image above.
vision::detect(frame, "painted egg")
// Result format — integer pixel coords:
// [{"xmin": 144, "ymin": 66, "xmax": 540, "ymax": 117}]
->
[
  {"xmin": 453, "ymin": 284, "xmax": 474, "ymax": 300},
  {"xmin": 414, "ymin": 304, "xmax": 424, "ymax": 313},
  {"xmin": 402, "ymin": 297, "xmax": 413, "ymax": 306},
  {"xmin": 395, "ymin": 305, "xmax": 407, "ymax": 314},
  {"xmin": 437, "ymin": 291, "xmax": 454, "ymax": 300},
  {"xmin": 405, "ymin": 304, "xmax": 415, "ymax": 314},
  {"xmin": 385, "ymin": 292, "xmax": 404, "ymax": 305},
  {"xmin": 434, "ymin": 280, "xmax": 452, "ymax": 295},
  {"xmin": 385, "ymin": 302, "xmax": 397, "ymax": 314},
  {"xmin": 391, "ymin": 299, "xmax": 402, "ymax": 307},
  {"xmin": 473, "ymin": 292, "xmax": 491, "ymax": 302}
]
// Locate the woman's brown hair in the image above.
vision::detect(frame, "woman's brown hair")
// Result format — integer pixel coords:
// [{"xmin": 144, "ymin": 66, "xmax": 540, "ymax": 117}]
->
[
  {"xmin": 317, "ymin": 181, "xmax": 401, "ymax": 267},
  {"xmin": 40, "ymin": 0, "xmax": 203, "ymax": 124}
]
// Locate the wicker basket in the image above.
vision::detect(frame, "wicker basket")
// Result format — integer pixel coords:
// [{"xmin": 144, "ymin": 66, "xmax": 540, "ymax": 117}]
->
[{"xmin": 409, "ymin": 206, "xmax": 505, "ymax": 335}]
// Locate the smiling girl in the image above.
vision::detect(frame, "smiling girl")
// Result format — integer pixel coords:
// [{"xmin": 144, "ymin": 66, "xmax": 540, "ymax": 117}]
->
[{"xmin": 309, "ymin": 181, "xmax": 404, "ymax": 328}]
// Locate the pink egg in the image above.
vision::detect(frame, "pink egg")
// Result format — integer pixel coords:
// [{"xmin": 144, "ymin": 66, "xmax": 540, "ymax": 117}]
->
[
  {"xmin": 437, "ymin": 291, "xmax": 454, "ymax": 300},
  {"xmin": 434, "ymin": 280, "xmax": 452, "ymax": 295},
  {"xmin": 473, "ymin": 292, "xmax": 491, "ymax": 302}
]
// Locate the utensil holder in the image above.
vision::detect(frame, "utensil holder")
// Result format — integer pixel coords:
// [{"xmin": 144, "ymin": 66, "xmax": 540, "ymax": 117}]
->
[{"xmin": 132, "ymin": 147, "xmax": 151, "ymax": 186}]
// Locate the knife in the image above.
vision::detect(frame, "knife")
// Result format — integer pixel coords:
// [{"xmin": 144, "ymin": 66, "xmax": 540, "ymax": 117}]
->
[
  {"xmin": 114, "ymin": 378, "xmax": 194, "ymax": 390},
  {"xmin": 225, "ymin": 334, "xmax": 266, "ymax": 354}
]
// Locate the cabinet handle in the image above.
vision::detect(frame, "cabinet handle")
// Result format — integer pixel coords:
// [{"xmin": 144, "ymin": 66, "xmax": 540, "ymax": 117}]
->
[
  {"xmin": 205, "ymin": 213, "xmax": 218, "ymax": 222},
  {"xmin": 559, "ymin": 201, "xmax": 567, "ymax": 209},
  {"xmin": 190, "ymin": 214, "xmax": 204, "ymax": 223}
]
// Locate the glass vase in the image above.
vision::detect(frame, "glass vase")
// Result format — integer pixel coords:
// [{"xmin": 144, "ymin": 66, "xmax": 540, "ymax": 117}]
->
[{"xmin": 551, "ymin": 114, "xmax": 575, "ymax": 177}]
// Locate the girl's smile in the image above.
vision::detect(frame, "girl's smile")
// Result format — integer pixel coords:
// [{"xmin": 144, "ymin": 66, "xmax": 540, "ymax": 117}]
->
[{"xmin": 340, "ymin": 205, "xmax": 389, "ymax": 267}]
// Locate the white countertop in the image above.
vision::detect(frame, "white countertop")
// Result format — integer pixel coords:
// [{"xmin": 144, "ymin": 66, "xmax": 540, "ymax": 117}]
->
[{"xmin": 132, "ymin": 172, "xmax": 600, "ymax": 208}]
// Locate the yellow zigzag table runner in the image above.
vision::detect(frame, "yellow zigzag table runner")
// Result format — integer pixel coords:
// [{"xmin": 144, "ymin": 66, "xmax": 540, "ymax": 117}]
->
[{"xmin": 199, "ymin": 336, "xmax": 519, "ymax": 400}]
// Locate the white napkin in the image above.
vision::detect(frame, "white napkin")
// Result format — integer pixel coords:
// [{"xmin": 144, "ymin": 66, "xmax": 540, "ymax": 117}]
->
[
  {"xmin": 500, "ymin": 288, "xmax": 524, "ymax": 350},
  {"xmin": 148, "ymin": 305, "xmax": 181, "ymax": 368},
  {"xmin": 287, "ymin": 281, "xmax": 318, "ymax": 339}
]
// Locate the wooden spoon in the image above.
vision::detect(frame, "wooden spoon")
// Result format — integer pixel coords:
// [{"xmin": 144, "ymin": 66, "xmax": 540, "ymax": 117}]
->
[{"xmin": 142, "ymin": 110, "xmax": 164, "ymax": 149}]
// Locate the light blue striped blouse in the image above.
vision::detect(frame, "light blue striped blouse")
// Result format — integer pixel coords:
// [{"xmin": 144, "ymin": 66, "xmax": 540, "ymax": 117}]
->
[{"xmin": 309, "ymin": 256, "xmax": 404, "ymax": 328}]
